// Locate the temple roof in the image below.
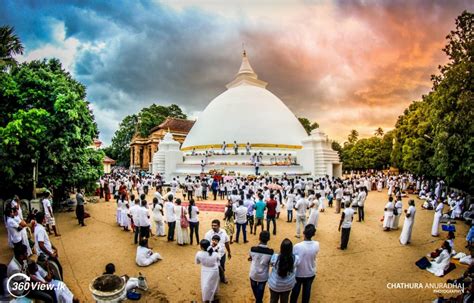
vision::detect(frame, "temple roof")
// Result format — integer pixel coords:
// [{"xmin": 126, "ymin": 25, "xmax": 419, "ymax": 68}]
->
[{"xmin": 149, "ymin": 117, "xmax": 195, "ymax": 133}]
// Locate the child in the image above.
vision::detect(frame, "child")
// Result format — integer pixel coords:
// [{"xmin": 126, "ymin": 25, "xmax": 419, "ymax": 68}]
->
[{"xmin": 196, "ymin": 239, "xmax": 220, "ymax": 302}]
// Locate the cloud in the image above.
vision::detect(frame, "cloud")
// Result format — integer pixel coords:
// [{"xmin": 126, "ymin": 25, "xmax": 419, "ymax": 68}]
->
[{"xmin": 2, "ymin": 0, "xmax": 473, "ymax": 145}]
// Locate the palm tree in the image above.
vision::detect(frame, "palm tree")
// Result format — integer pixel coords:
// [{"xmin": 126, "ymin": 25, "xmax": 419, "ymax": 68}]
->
[
  {"xmin": 0, "ymin": 26, "xmax": 24, "ymax": 69},
  {"xmin": 347, "ymin": 129, "xmax": 359, "ymax": 143},
  {"xmin": 374, "ymin": 127, "xmax": 384, "ymax": 137}
]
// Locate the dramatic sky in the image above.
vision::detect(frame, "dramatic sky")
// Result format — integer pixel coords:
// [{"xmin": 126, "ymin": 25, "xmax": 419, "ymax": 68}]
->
[{"xmin": 2, "ymin": 0, "xmax": 472, "ymax": 145}]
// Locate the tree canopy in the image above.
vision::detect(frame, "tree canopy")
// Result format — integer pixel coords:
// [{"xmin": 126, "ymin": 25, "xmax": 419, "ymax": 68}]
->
[
  {"xmin": 104, "ymin": 104, "xmax": 187, "ymax": 166},
  {"xmin": 298, "ymin": 117, "xmax": 319, "ymax": 135},
  {"xmin": 0, "ymin": 58, "xmax": 104, "ymax": 199},
  {"xmin": 391, "ymin": 11, "xmax": 473, "ymax": 192},
  {"xmin": 0, "ymin": 25, "xmax": 24, "ymax": 70}
]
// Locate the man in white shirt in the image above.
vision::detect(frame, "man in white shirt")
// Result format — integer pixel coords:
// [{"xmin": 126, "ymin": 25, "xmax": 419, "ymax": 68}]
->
[
  {"xmin": 294, "ymin": 193, "xmax": 309, "ymax": 238},
  {"xmin": 164, "ymin": 195, "xmax": 176, "ymax": 241},
  {"xmin": 42, "ymin": 192, "xmax": 60, "ymax": 237},
  {"xmin": 138, "ymin": 197, "xmax": 151, "ymax": 240},
  {"xmin": 129, "ymin": 198, "xmax": 141, "ymax": 244},
  {"xmin": 205, "ymin": 219, "xmax": 232, "ymax": 283},
  {"xmin": 34, "ymin": 212, "xmax": 63, "ymax": 278},
  {"xmin": 290, "ymin": 224, "xmax": 320, "ymax": 303},
  {"xmin": 338, "ymin": 202, "xmax": 355, "ymax": 250},
  {"xmin": 6, "ymin": 207, "xmax": 25, "ymax": 248},
  {"xmin": 357, "ymin": 187, "xmax": 367, "ymax": 222},
  {"xmin": 233, "ymin": 200, "xmax": 248, "ymax": 243}
]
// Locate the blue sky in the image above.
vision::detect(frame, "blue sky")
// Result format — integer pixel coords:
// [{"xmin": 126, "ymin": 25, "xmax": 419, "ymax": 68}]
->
[{"xmin": 1, "ymin": 0, "xmax": 472, "ymax": 144}]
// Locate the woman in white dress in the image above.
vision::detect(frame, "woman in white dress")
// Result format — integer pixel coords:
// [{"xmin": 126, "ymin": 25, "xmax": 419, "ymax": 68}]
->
[
  {"xmin": 391, "ymin": 198, "xmax": 403, "ymax": 230},
  {"xmin": 152, "ymin": 197, "xmax": 165, "ymax": 237},
  {"xmin": 120, "ymin": 200, "xmax": 130, "ymax": 231},
  {"xmin": 383, "ymin": 197, "xmax": 395, "ymax": 231},
  {"xmin": 400, "ymin": 200, "xmax": 416, "ymax": 245},
  {"xmin": 136, "ymin": 238, "xmax": 162, "ymax": 267},
  {"xmin": 431, "ymin": 200, "xmax": 444, "ymax": 237},
  {"xmin": 377, "ymin": 179, "xmax": 383, "ymax": 192},
  {"xmin": 307, "ymin": 194, "xmax": 320, "ymax": 230},
  {"xmin": 174, "ymin": 199, "xmax": 190, "ymax": 245},
  {"xmin": 427, "ymin": 241, "xmax": 452, "ymax": 276},
  {"xmin": 195, "ymin": 239, "xmax": 220, "ymax": 302},
  {"xmin": 116, "ymin": 196, "xmax": 124, "ymax": 226}
]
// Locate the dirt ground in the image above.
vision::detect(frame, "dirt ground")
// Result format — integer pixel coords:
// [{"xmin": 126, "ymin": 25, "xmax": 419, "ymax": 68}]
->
[{"xmin": 0, "ymin": 190, "xmax": 469, "ymax": 302}]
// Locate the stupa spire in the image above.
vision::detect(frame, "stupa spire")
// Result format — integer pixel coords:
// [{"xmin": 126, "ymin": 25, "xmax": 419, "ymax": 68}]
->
[{"xmin": 226, "ymin": 50, "xmax": 267, "ymax": 89}]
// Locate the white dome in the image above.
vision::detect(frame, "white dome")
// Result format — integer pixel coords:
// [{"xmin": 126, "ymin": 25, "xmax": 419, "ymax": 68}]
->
[{"xmin": 182, "ymin": 52, "xmax": 308, "ymax": 150}]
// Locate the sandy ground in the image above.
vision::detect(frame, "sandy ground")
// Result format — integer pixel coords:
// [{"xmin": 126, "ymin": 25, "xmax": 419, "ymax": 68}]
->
[{"xmin": 0, "ymin": 190, "xmax": 470, "ymax": 303}]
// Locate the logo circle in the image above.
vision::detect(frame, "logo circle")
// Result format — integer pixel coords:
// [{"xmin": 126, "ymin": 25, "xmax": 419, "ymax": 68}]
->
[{"xmin": 6, "ymin": 272, "xmax": 31, "ymax": 298}]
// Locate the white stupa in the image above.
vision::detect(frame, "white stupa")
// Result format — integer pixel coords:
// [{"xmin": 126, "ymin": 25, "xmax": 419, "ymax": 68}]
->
[
  {"xmin": 181, "ymin": 51, "xmax": 308, "ymax": 150},
  {"xmin": 152, "ymin": 51, "xmax": 342, "ymax": 179}
]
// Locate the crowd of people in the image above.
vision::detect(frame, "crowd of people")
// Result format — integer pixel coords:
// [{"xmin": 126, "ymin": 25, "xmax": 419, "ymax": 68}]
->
[{"xmin": 2, "ymin": 168, "xmax": 473, "ymax": 302}]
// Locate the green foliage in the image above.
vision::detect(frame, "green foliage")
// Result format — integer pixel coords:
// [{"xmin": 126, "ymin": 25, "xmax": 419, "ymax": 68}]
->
[
  {"xmin": 347, "ymin": 129, "xmax": 359, "ymax": 144},
  {"xmin": 391, "ymin": 11, "xmax": 473, "ymax": 192},
  {"xmin": 298, "ymin": 117, "xmax": 319, "ymax": 135},
  {"xmin": 331, "ymin": 141, "xmax": 343, "ymax": 157},
  {"xmin": 105, "ymin": 104, "xmax": 187, "ymax": 167},
  {"xmin": 0, "ymin": 58, "xmax": 104, "ymax": 199},
  {"xmin": 341, "ymin": 130, "xmax": 393, "ymax": 171},
  {"xmin": 0, "ymin": 25, "xmax": 24, "ymax": 70}
]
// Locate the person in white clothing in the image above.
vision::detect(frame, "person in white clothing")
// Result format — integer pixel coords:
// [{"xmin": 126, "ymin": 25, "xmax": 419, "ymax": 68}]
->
[
  {"xmin": 42, "ymin": 192, "xmax": 60, "ymax": 236},
  {"xmin": 188, "ymin": 199, "xmax": 200, "ymax": 245},
  {"xmin": 136, "ymin": 238, "xmax": 162, "ymax": 266},
  {"xmin": 152, "ymin": 197, "xmax": 165, "ymax": 237},
  {"xmin": 294, "ymin": 193, "xmax": 309, "ymax": 238},
  {"xmin": 383, "ymin": 197, "xmax": 395, "ymax": 231},
  {"xmin": 306, "ymin": 196, "xmax": 319, "ymax": 231},
  {"xmin": 391, "ymin": 198, "xmax": 403, "ymax": 230},
  {"xmin": 196, "ymin": 239, "xmax": 221, "ymax": 302},
  {"xmin": 400, "ymin": 200, "xmax": 416, "ymax": 245},
  {"xmin": 233, "ymin": 200, "xmax": 248, "ymax": 243},
  {"xmin": 290, "ymin": 224, "xmax": 319, "ymax": 303},
  {"xmin": 286, "ymin": 190, "xmax": 296, "ymax": 222},
  {"xmin": 164, "ymin": 194, "xmax": 176, "ymax": 242},
  {"xmin": 174, "ymin": 199, "xmax": 190, "ymax": 245},
  {"xmin": 427, "ymin": 241, "xmax": 452, "ymax": 276},
  {"xmin": 205, "ymin": 220, "xmax": 232, "ymax": 284},
  {"xmin": 338, "ymin": 202, "xmax": 355, "ymax": 250},
  {"xmin": 431, "ymin": 200, "xmax": 444, "ymax": 237},
  {"xmin": 356, "ymin": 188, "xmax": 367, "ymax": 222}
]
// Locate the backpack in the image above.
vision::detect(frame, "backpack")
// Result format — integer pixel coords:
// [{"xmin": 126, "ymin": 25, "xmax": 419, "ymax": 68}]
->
[{"xmin": 180, "ymin": 207, "xmax": 189, "ymax": 228}]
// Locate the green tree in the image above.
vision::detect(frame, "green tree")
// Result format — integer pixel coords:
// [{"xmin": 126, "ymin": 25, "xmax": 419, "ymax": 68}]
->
[
  {"xmin": 428, "ymin": 11, "xmax": 474, "ymax": 192},
  {"xmin": 298, "ymin": 117, "xmax": 319, "ymax": 135},
  {"xmin": 105, "ymin": 104, "xmax": 187, "ymax": 167},
  {"xmin": 347, "ymin": 129, "xmax": 359, "ymax": 144},
  {"xmin": 331, "ymin": 140, "xmax": 342, "ymax": 156},
  {"xmin": 374, "ymin": 127, "xmax": 384, "ymax": 137},
  {"xmin": 391, "ymin": 11, "xmax": 473, "ymax": 192},
  {"xmin": 0, "ymin": 58, "xmax": 103, "ymax": 200},
  {"xmin": 0, "ymin": 25, "xmax": 24, "ymax": 70}
]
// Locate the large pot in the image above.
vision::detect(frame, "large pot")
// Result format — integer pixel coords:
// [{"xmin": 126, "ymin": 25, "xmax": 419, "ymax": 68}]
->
[{"xmin": 89, "ymin": 274, "xmax": 126, "ymax": 302}]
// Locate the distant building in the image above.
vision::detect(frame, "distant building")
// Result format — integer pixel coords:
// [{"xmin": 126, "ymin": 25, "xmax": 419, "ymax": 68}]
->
[
  {"xmin": 130, "ymin": 117, "xmax": 195, "ymax": 171},
  {"xmin": 92, "ymin": 139, "xmax": 116, "ymax": 174}
]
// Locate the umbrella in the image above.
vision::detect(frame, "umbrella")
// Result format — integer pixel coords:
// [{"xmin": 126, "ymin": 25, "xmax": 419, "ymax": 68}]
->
[{"xmin": 267, "ymin": 183, "xmax": 282, "ymax": 190}]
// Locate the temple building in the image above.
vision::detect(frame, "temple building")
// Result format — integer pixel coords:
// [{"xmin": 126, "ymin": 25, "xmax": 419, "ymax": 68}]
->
[
  {"xmin": 151, "ymin": 51, "xmax": 342, "ymax": 180},
  {"xmin": 130, "ymin": 117, "xmax": 194, "ymax": 170}
]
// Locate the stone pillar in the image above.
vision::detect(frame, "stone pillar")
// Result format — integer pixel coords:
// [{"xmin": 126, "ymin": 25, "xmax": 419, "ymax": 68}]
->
[
  {"xmin": 297, "ymin": 129, "xmax": 341, "ymax": 178},
  {"xmin": 152, "ymin": 132, "xmax": 183, "ymax": 182}
]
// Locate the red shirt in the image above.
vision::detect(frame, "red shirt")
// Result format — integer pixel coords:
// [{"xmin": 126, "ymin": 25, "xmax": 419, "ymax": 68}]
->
[{"xmin": 266, "ymin": 199, "xmax": 277, "ymax": 217}]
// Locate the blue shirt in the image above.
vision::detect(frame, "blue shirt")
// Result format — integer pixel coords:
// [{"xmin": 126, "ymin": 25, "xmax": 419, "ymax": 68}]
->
[{"xmin": 254, "ymin": 200, "xmax": 266, "ymax": 219}]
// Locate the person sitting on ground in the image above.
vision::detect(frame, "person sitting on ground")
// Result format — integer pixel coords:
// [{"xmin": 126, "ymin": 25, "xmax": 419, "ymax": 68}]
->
[
  {"xmin": 427, "ymin": 241, "xmax": 453, "ymax": 277},
  {"xmin": 136, "ymin": 238, "xmax": 162, "ymax": 267},
  {"xmin": 429, "ymin": 231, "xmax": 456, "ymax": 258},
  {"xmin": 103, "ymin": 263, "xmax": 141, "ymax": 291}
]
